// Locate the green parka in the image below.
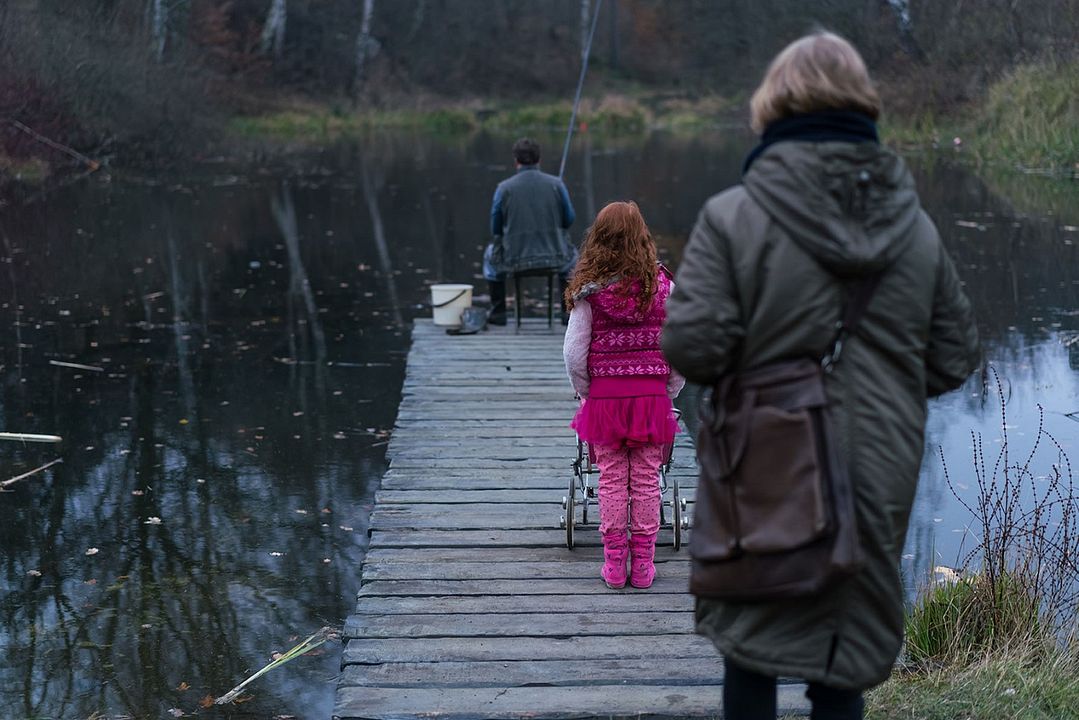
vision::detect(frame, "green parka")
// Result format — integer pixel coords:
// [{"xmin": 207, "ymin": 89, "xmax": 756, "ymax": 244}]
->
[{"xmin": 661, "ymin": 141, "xmax": 980, "ymax": 690}]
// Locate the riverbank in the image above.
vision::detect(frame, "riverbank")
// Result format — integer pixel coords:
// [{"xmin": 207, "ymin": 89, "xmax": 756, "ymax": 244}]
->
[
  {"xmin": 228, "ymin": 59, "xmax": 1078, "ymax": 178},
  {"xmin": 883, "ymin": 59, "xmax": 1079, "ymax": 176},
  {"xmin": 228, "ymin": 92, "xmax": 736, "ymax": 140}
]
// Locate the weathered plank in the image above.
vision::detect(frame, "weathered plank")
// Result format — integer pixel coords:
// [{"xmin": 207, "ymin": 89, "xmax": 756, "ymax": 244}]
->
[
  {"xmin": 344, "ymin": 611, "xmax": 696, "ymax": 638},
  {"xmin": 352, "ymin": 593, "xmax": 694, "ymax": 615},
  {"xmin": 362, "ymin": 547, "xmax": 688, "ymax": 564},
  {"xmin": 368, "ymin": 528, "xmax": 689, "ymax": 548},
  {"xmin": 358, "ymin": 576, "xmax": 691, "ymax": 597},
  {"xmin": 338, "ymin": 657, "xmax": 725, "ymax": 688},
  {"xmin": 334, "ymin": 684, "xmax": 811, "ymax": 720},
  {"xmin": 376, "ymin": 488, "xmax": 697, "ymax": 504},
  {"xmin": 359, "ymin": 560, "xmax": 690, "ymax": 582},
  {"xmin": 342, "ymin": 634, "xmax": 716, "ymax": 664}
]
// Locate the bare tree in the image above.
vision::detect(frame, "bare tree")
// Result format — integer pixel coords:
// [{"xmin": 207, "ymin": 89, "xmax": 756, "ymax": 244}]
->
[
  {"xmin": 149, "ymin": 0, "xmax": 167, "ymax": 61},
  {"xmin": 353, "ymin": 0, "xmax": 378, "ymax": 99},
  {"xmin": 580, "ymin": 0, "xmax": 591, "ymax": 64},
  {"xmin": 260, "ymin": 0, "xmax": 288, "ymax": 58},
  {"xmin": 405, "ymin": 0, "xmax": 427, "ymax": 42},
  {"xmin": 608, "ymin": 0, "xmax": 619, "ymax": 70},
  {"xmin": 884, "ymin": 0, "xmax": 925, "ymax": 60}
]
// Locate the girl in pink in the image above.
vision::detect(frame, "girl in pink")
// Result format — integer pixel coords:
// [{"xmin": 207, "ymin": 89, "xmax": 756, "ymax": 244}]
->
[{"xmin": 562, "ymin": 201, "xmax": 684, "ymax": 589}]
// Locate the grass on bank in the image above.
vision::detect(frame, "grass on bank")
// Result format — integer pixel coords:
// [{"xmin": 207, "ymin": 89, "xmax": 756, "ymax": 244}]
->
[
  {"xmin": 868, "ymin": 647, "xmax": 1079, "ymax": 720},
  {"xmin": 228, "ymin": 92, "xmax": 734, "ymax": 142},
  {"xmin": 0, "ymin": 151, "xmax": 51, "ymax": 183},
  {"xmin": 885, "ymin": 59, "xmax": 1079, "ymax": 174},
  {"xmin": 866, "ymin": 565, "xmax": 1079, "ymax": 719},
  {"xmin": 868, "ymin": 371, "xmax": 1079, "ymax": 718}
]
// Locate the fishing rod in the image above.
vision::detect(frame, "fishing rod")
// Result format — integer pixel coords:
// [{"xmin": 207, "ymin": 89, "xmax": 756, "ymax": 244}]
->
[{"xmin": 558, "ymin": 0, "xmax": 604, "ymax": 180}]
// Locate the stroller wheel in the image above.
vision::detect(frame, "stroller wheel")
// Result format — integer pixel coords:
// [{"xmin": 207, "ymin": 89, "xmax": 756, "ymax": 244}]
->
[
  {"xmin": 672, "ymin": 475, "xmax": 683, "ymax": 551},
  {"xmin": 565, "ymin": 475, "xmax": 576, "ymax": 549}
]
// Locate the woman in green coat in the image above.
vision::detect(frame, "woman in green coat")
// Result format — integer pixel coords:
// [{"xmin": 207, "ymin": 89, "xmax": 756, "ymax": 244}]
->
[{"xmin": 661, "ymin": 32, "xmax": 980, "ymax": 719}]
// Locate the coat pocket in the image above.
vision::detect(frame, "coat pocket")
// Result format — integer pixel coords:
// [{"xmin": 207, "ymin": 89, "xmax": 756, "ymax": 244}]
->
[{"xmin": 734, "ymin": 405, "xmax": 830, "ymax": 553}]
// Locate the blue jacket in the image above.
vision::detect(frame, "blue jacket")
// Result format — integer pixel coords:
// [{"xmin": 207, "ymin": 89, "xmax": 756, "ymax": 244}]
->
[{"xmin": 488, "ymin": 165, "xmax": 576, "ymax": 276}]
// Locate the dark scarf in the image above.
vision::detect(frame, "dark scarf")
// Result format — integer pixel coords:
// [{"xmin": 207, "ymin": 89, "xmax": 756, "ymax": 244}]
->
[{"xmin": 742, "ymin": 110, "xmax": 879, "ymax": 175}]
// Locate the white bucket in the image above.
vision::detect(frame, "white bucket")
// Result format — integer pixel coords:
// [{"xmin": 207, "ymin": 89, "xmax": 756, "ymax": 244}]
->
[{"xmin": 430, "ymin": 284, "xmax": 473, "ymax": 326}]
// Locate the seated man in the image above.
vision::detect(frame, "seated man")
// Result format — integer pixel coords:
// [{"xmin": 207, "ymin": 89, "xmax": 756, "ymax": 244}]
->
[{"xmin": 483, "ymin": 138, "xmax": 577, "ymax": 325}]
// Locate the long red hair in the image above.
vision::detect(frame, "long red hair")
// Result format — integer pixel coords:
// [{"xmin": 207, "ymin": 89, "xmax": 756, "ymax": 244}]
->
[{"xmin": 565, "ymin": 201, "xmax": 658, "ymax": 311}]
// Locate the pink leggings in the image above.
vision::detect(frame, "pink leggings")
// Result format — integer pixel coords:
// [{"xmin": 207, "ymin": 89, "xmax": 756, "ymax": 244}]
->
[{"xmin": 594, "ymin": 443, "xmax": 663, "ymax": 536}]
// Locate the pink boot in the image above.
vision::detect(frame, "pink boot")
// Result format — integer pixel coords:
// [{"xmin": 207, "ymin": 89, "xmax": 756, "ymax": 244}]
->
[
  {"xmin": 629, "ymin": 533, "xmax": 657, "ymax": 589},
  {"xmin": 601, "ymin": 531, "xmax": 629, "ymax": 589}
]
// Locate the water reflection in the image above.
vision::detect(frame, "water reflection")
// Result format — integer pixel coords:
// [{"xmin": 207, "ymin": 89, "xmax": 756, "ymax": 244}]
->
[{"xmin": 0, "ymin": 131, "xmax": 1076, "ymax": 718}]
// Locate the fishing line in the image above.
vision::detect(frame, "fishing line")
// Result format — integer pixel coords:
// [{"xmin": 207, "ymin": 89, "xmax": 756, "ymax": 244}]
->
[{"xmin": 559, "ymin": 0, "xmax": 605, "ymax": 180}]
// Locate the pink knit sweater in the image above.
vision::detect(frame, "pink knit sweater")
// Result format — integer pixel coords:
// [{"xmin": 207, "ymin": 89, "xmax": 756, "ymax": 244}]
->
[{"xmin": 563, "ymin": 273, "xmax": 685, "ymax": 400}]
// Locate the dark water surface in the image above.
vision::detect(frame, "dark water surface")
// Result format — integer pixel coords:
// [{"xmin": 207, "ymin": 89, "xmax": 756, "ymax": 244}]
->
[{"xmin": 1, "ymin": 130, "xmax": 1077, "ymax": 719}]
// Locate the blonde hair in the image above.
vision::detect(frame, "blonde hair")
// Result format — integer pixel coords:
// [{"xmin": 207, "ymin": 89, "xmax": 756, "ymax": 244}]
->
[{"xmin": 750, "ymin": 32, "xmax": 881, "ymax": 134}]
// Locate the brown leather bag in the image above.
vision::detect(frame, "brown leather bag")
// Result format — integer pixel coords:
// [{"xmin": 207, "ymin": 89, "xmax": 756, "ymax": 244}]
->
[{"xmin": 689, "ymin": 277, "xmax": 879, "ymax": 600}]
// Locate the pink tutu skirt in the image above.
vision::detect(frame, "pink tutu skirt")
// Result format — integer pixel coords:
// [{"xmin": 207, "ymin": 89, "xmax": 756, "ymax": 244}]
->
[{"xmin": 571, "ymin": 377, "xmax": 679, "ymax": 449}]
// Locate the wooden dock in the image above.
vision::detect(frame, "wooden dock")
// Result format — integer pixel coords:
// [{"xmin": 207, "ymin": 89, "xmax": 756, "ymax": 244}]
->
[{"xmin": 334, "ymin": 319, "xmax": 809, "ymax": 719}]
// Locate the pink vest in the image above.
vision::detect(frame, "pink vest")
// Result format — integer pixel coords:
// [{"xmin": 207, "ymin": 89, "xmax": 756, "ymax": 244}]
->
[{"xmin": 587, "ymin": 271, "xmax": 672, "ymax": 379}]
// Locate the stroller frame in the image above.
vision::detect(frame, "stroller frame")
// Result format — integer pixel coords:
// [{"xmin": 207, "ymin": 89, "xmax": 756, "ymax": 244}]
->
[{"xmin": 560, "ymin": 410, "xmax": 688, "ymax": 550}]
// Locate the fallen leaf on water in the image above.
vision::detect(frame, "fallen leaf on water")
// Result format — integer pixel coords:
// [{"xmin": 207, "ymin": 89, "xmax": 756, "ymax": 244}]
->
[
  {"xmin": 144, "ymin": 517, "xmax": 162, "ymax": 525},
  {"xmin": 271, "ymin": 652, "xmax": 284, "ymax": 661},
  {"xmin": 168, "ymin": 709, "xmax": 184, "ymax": 717},
  {"xmin": 27, "ymin": 569, "xmax": 42, "ymax": 577},
  {"xmin": 85, "ymin": 578, "xmax": 97, "ymax": 585},
  {"xmin": 234, "ymin": 694, "xmax": 255, "ymax": 704},
  {"xmin": 176, "ymin": 681, "xmax": 190, "ymax": 691},
  {"xmin": 85, "ymin": 548, "xmax": 100, "ymax": 556},
  {"xmin": 199, "ymin": 694, "xmax": 216, "ymax": 709},
  {"xmin": 179, "ymin": 418, "xmax": 189, "ymax": 425}
]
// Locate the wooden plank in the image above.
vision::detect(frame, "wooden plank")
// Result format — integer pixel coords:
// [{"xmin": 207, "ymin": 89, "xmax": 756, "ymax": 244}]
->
[
  {"xmin": 342, "ymin": 634, "xmax": 715, "ymax": 664},
  {"xmin": 378, "ymin": 476, "xmax": 697, "ymax": 492},
  {"xmin": 334, "ymin": 684, "xmax": 810, "ymax": 719},
  {"xmin": 369, "ymin": 504, "xmax": 695, "ymax": 530},
  {"xmin": 362, "ymin": 547, "xmax": 689, "ymax": 564},
  {"xmin": 368, "ymin": 528, "xmax": 689, "ymax": 548},
  {"xmin": 359, "ymin": 561, "xmax": 690, "ymax": 582},
  {"xmin": 352, "ymin": 594, "xmax": 694, "ymax": 615},
  {"xmin": 358, "ymin": 576, "xmax": 690, "ymax": 597},
  {"xmin": 338, "ymin": 657, "xmax": 725, "ymax": 688},
  {"xmin": 375, "ymin": 488, "xmax": 697, "ymax": 504},
  {"xmin": 344, "ymin": 611, "xmax": 696, "ymax": 638}
]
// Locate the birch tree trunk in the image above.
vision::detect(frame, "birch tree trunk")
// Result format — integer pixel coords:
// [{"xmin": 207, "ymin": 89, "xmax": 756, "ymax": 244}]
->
[
  {"xmin": 150, "ymin": 0, "xmax": 167, "ymax": 61},
  {"xmin": 580, "ymin": 0, "xmax": 591, "ymax": 65},
  {"xmin": 353, "ymin": 0, "xmax": 378, "ymax": 99},
  {"xmin": 608, "ymin": 0, "xmax": 619, "ymax": 70},
  {"xmin": 884, "ymin": 0, "xmax": 925, "ymax": 60},
  {"xmin": 260, "ymin": 0, "xmax": 288, "ymax": 57}
]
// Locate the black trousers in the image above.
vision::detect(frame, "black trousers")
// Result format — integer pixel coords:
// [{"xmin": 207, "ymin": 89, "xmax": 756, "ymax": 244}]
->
[
  {"xmin": 723, "ymin": 659, "xmax": 864, "ymax": 720},
  {"xmin": 488, "ymin": 276, "xmax": 568, "ymax": 317}
]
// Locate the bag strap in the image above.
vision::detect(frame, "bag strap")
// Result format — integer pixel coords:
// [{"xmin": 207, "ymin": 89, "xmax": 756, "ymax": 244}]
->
[{"xmin": 821, "ymin": 273, "xmax": 883, "ymax": 373}]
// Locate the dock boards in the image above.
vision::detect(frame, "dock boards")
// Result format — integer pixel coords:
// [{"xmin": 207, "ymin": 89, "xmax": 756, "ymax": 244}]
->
[{"xmin": 334, "ymin": 319, "xmax": 809, "ymax": 719}]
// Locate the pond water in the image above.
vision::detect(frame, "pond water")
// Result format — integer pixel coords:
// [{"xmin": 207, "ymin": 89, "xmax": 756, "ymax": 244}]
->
[{"xmin": 1, "ymin": 129, "xmax": 1077, "ymax": 719}]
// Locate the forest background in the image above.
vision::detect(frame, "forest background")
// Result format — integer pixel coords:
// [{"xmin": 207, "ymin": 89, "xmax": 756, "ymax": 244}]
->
[{"xmin": 1, "ymin": 0, "xmax": 1077, "ymax": 191}]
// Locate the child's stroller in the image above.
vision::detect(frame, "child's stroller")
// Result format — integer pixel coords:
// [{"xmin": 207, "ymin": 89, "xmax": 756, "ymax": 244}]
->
[{"xmin": 560, "ymin": 409, "xmax": 688, "ymax": 550}]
